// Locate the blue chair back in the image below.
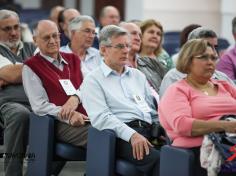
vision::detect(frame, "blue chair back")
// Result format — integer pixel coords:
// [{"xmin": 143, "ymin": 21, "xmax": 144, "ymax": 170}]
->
[
  {"xmin": 163, "ymin": 31, "xmax": 181, "ymax": 56},
  {"xmin": 27, "ymin": 113, "xmax": 86, "ymax": 176},
  {"xmin": 86, "ymin": 127, "xmax": 143, "ymax": 176}
]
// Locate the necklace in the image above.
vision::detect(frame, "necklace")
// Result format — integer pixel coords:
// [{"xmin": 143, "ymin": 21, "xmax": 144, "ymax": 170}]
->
[{"xmin": 186, "ymin": 77, "xmax": 212, "ymax": 95}]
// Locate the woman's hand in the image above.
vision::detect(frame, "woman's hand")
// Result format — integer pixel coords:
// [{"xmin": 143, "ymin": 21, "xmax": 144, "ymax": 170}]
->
[{"xmin": 223, "ymin": 121, "xmax": 236, "ymax": 133}]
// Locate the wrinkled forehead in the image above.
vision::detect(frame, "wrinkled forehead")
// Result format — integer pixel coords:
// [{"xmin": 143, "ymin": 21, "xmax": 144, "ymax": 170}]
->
[
  {"xmin": 38, "ymin": 22, "xmax": 59, "ymax": 36},
  {"xmin": 0, "ymin": 15, "xmax": 19, "ymax": 24},
  {"xmin": 110, "ymin": 34, "xmax": 130, "ymax": 44}
]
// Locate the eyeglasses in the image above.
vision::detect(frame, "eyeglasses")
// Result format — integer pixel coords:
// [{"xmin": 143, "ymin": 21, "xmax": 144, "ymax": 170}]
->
[
  {"xmin": 80, "ymin": 29, "xmax": 96, "ymax": 36},
  {"xmin": 106, "ymin": 43, "xmax": 131, "ymax": 50},
  {"xmin": 40, "ymin": 32, "xmax": 61, "ymax": 42},
  {"xmin": 194, "ymin": 54, "xmax": 218, "ymax": 62},
  {"xmin": 0, "ymin": 24, "xmax": 20, "ymax": 33}
]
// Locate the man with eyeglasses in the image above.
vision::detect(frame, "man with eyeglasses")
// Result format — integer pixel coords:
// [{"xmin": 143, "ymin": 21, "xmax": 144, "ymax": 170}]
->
[
  {"xmin": 0, "ymin": 9, "xmax": 36, "ymax": 176},
  {"xmin": 81, "ymin": 25, "xmax": 160, "ymax": 176},
  {"xmin": 159, "ymin": 27, "xmax": 234, "ymax": 98},
  {"xmin": 22, "ymin": 19, "xmax": 89, "ymax": 174},
  {"xmin": 120, "ymin": 21, "xmax": 166, "ymax": 96},
  {"xmin": 60, "ymin": 15, "xmax": 102, "ymax": 77}
]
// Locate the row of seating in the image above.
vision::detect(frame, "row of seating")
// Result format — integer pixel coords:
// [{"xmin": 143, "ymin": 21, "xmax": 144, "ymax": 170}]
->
[
  {"xmin": 27, "ymin": 113, "xmax": 203, "ymax": 176},
  {"xmin": 163, "ymin": 31, "xmax": 230, "ymax": 57}
]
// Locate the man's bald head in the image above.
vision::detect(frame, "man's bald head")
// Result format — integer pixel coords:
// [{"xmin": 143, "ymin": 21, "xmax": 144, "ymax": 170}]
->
[
  {"xmin": 99, "ymin": 6, "xmax": 120, "ymax": 27},
  {"xmin": 33, "ymin": 20, "xmax": 60, "ymax": 58},
  {"xmin": 34, "ymin": 20, "xmax": 58, "ymax": 36}
]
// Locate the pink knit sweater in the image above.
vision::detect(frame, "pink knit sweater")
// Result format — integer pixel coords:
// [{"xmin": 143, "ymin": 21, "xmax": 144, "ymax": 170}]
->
[{"xmin": 159, "ymin": 79, "xmax": 236, "ymax": 148}]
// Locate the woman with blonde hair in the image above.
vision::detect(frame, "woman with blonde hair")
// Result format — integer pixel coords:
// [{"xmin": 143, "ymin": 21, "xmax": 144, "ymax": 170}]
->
[{"xmin": 139, "ymin": 19, "xmax": 173, "ymax": 71}]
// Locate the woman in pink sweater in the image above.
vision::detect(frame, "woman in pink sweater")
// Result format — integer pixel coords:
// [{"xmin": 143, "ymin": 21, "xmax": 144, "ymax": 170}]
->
[{"xmin": 159, "ymin": 39, "xmax": 236, "ymax": 176}]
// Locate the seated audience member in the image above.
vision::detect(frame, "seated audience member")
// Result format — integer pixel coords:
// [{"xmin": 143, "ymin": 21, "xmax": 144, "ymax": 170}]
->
[
  {"xmin": 159, "ymin": 39, "xmax": 236, "ymax": 176},
  {"xmin": 58, "ymin": 8, "xmax": 80, "ymax": 46},
  {"xmin": 0, "ymin": 9, "xmax": 36, "ymax": 176},
  {"xmin": 172, "ymin": 24, "xmax": 201, "ymax": 66},
  {"xmin": 60, "ymin": 15, "xmax": 102, "ymax": 77},
  {"xmin": 217, "ymin": 17, "xmax": 236, "ymax": 81},
  {"xmin": 81, "ymin": 25, "xmax": 160, "ymax": 176},
  {"xmin": 22, "ymin": 20, "xmax": 89, "ymax": 168},
  {"xmin": 159, "ymin": 27, "xmax": 234, "ymax": 98},
  {"xmin": 96, "ymin": 6, "xmax": 120, "ymax": 37},
  {"xmin": 49, "ymin": 5, "xmax": 65, "ymax": 27},
  {"xmin": 139, "ymin": 19, "xmax": 174, "ymax": 71},
  {"xmin": 93, "ymin": 6, "xmax": 120, "ymax": 49},
  {"xmin": 119, "ymin": 21, "xmax": 166, "ymax": 93}
]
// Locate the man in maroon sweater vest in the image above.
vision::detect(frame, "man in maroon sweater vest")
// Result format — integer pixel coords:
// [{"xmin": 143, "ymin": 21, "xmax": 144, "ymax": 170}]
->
[{"xmin": 22, "ymin": 20, "xmax": 89, "ymax": 151}]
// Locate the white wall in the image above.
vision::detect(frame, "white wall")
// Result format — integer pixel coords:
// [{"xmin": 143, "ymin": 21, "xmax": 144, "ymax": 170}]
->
[
  {"xmin": 220, "ymin": 0, "xmax": 236, "ymax": 44},
  {"xmin": 80, "ymin": 0, "xmax": 94, "ymax": 17},
  {"xmin": 142, "ymin": 0, "xmax": 221, "ymax": 33},
  {"xmin": 125, "ymin": 0, "xmax": 143, "ymax": 21},
  {"xmin": 64, "ymin": 0, "xmax": 76, "ymax": 8},
  {"xmin": 15, "ymin": 0, "xmax": 40, "ymax": 8},
  {"xmin": 12, "ymin": 0, "xmax": 236, "ymax": 44}
]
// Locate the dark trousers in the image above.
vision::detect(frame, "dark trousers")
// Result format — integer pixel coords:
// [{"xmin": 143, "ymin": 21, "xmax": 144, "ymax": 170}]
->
[
  {"xmin": 190, "ymin": 147, "xmax": 207, "ymax": 176},
  {"xmin": 116, "ymin": 127, "xmax": 160, "ymax": 176}
]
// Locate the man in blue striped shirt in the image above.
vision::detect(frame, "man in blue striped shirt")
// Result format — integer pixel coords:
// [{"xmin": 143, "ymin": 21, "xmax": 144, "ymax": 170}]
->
[{"xmin": 81, "ymin": 25, "xmax": 160, "ymax": 176}]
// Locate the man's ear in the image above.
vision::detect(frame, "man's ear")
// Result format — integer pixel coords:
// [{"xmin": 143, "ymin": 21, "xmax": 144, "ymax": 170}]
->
[
  {"xmin": 33, "ymin": 36, "xmax": 38, "ymax": 46},
  {"xmin": 100, "ymin": 45, "xmax": 106, "ymax": 56},
  {"xmin": 70, "ymin": 30, "xmax": 75, "ymax": 39}
]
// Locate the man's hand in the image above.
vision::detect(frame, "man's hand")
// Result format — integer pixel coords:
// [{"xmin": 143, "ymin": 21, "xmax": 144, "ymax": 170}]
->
[
  {"xmin": 69, "ymin": 111, "xmax": 89, "ymax": 127},
  {"xmin": 0, "ymin": 79, "xmax": 8, "ymax": 88},
  {"xmin": 130, "ymin": 132, "xmax": 153, "ymax": 160},
  {"xmin": 59, "ymin": 96, "xmax": 80, "ymax": 120},
  {"xmin": 0, "ymin": 64, "xmax": 23, "ymax": 83}
]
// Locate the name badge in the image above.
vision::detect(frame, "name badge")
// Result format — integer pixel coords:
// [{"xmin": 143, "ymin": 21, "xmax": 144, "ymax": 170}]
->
[
  {"xmin": 59, "ymin": 79, "xmax": 76, "ymax": 96},
  {"xmin": 133, "ymin": 95, "xmax": 151, "ymax": 113}
]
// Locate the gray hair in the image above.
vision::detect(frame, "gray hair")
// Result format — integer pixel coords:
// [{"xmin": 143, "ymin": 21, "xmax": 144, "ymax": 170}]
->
[
  {"xmin": 188, "ymin": 27, "xmax": 217, "ymax": 40},
  {"xmin": 0, "ymin": 9, "xmax": 19, "ymax": 21},
  {"xmin": 68, "ymin": 15, "xmax": 95, "ymax": 38},
  {"xmin": 99, "ymin": 25, "xmax": 129, "ymax": 46},
  {"xmin": 232, "ymin": 17, "xmax": 236, "ymax": 34}
]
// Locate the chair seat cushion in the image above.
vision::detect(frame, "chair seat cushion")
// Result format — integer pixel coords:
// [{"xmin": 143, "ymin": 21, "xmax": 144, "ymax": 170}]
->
[
  {"xmin": 116, "ymin": 159, "xmax": 143, "ymax": 176},
  {"xmin": 55, "ymin": 142, "xmax": 86, "ymax": 161}
]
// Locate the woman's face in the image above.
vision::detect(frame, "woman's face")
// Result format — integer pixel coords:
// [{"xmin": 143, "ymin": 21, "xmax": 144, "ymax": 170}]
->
[
  {"xmin": 189, "ymin": 46, "xmax": 218, "ymax": 80},
  {"xmin": 142, "ymin": 25, "xmax": 162, "ymax": 50}
]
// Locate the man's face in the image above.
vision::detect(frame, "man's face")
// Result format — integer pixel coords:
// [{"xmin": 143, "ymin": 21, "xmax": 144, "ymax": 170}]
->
[
  {"xmin": 100, "ymin": 8, "xmax": 120, "ymax": 26},
  {"xmin": 34, "ymin": 21, "xmax": 60, "ymax": 58},
  {"xmin": 122, "ymin": 23, "xmax": 141, "ymax": 53},
  {"xmin": 102, "ymin": 35, "xmax": 130, "ymax": 68},
  {"xmin": 71, "ymin": 21, "xmax": 96, "ymax": 49},
  {"xmin": 205, "ymin": 37, "xmax": 218, "ymax": 55},
  {"xmin": 0, "ymin": 15, "xmax": 21, "ymax": 48}
]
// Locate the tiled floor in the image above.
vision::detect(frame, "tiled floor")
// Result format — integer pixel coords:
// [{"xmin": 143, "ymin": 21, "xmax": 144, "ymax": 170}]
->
[{"xmin": 0, "ymin": 145, "xmax": 86, "ymax": 176}]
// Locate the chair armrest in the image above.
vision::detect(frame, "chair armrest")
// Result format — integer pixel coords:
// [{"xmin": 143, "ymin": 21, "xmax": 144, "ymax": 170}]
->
[
  {"xmin": 27, "ymin": 113, "xmax": 55, "ymax": 176},
  {"xmin": 160, "ymin": 145, "xmax": 194, "ymax": 176},
  {"xmin": 86, "ymin": 127, "xmax": 116, "ymax": 176}
]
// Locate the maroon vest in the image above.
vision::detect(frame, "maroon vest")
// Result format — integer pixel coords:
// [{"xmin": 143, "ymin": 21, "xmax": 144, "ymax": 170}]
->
[{"xmin": 25, "ymin": 52, "xmax": 87, "ymax": 115}]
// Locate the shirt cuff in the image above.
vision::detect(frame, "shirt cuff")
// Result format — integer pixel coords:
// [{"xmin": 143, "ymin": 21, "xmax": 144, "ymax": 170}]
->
[
  {"xmin": 119, "ymin": 125, "xmax": 136, "ymax": 142},
  {"xmin": 73, "ymin": 89, "xmax": 81, "ymax": 103}
]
